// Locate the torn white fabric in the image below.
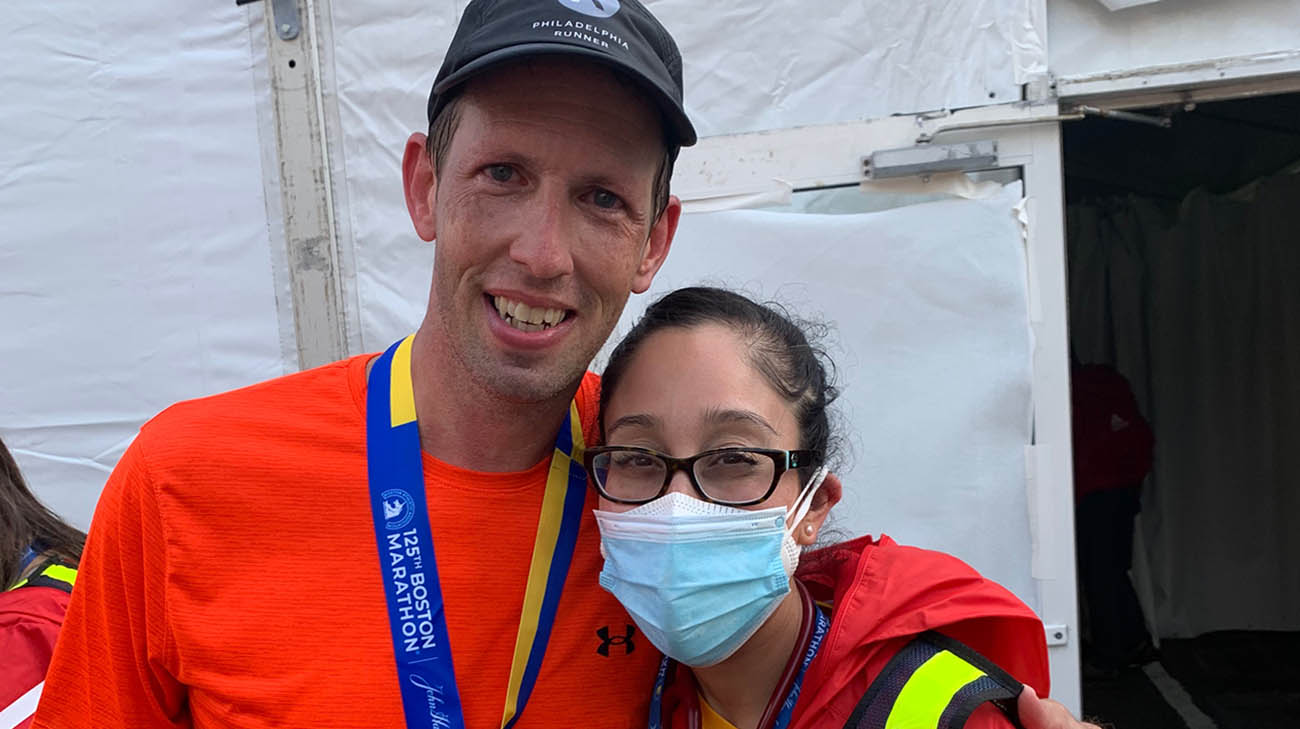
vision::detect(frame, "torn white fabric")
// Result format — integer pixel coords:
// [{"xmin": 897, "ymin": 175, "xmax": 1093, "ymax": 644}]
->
[
  {"xmin": 1012, "ymin": 0, "xmax": 1049, "ymax": 84},
  {"xmin": 861, "ymin": 172, "xmax": 1005, "ymax": 200},
  {"xmin": 1094, "ymin": 0, "xmax": 1162, "ymax": 11},
  {"xmin": 1049, "ymin": 0, "xmax": 1300, "ymax": 81},
  {"xmin": 649, "ymin": 0, "xmax": 1027, "ymax": 136}
]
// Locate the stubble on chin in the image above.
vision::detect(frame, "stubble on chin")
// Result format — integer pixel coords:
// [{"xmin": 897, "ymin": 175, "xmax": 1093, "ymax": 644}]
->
[{"xmin": 439, "ymin": 303, "xmax": 594, "ymax": 407}]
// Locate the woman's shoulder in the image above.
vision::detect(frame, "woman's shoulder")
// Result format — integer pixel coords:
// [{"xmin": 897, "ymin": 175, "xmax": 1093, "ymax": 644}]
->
[
  {"xmin": 796, "ymin": 535, "xmax": 1050, "ymax": 707},
  {"xmin": 797, "ymin": 534, "xmax": 990, "ymax": 602},
  {"xmin": 791, "ymin": 538, "xmax": 1050, "ymax": 726},
  {"xmin": 801, "ymin": 534, "xmax": 1040, "ymax": 636}
]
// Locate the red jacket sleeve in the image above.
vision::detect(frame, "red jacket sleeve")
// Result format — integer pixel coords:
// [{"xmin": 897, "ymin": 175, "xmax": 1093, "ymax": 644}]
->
[
  {"xmin": 31, "ymin": 436, "xmax": 189, "ymax": 728},
  {"xmin": 1, "ymin": 587, "xmax": 71, "ymax": 729},
  {"xmin": 965, "ymin": 701, "xmax": 1017, "ymax": 729}
]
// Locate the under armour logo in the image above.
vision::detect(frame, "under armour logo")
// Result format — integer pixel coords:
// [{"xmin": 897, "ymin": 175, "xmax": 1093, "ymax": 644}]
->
[{"xmin": 596, "ymin": 624, "xmax": 636, "ymax": 656}]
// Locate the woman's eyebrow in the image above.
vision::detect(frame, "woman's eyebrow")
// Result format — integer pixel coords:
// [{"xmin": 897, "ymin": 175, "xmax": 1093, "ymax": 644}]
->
[
  {"xmin": 702, "ymin": 407, "xmax": 777, "ymax": 434},
  {"xmin": 606, "ymin": 413, "xmax": 660, "ymax": 437}
]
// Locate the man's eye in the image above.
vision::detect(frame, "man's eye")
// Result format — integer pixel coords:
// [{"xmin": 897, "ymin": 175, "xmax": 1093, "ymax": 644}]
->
[
  {"xmin": 592, "ymin": 189, "xmax": 621, "ymax": 209},
  {"xmin": 486, "ymin": 165, "xmax": 515, "ymax": 182}
]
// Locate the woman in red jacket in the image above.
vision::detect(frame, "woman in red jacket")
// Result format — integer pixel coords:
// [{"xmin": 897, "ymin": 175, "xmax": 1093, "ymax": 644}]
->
[
  {"xmin": 1, "ymin": 437, "xmax": 84, "ymax": 729},
  {"xmin": 587, "ymin": 287, "xmax": 1060, "ymax": 729}
]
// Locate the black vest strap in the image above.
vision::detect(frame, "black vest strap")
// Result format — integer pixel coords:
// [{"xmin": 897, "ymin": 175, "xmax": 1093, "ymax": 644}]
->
[
  {"xmin": 842, "ymin": 631, "xmax": 1024, "ymax": 729},
  {"xmin": 7, "ymin": 559, "xmax": 77, "ymax": 594}
]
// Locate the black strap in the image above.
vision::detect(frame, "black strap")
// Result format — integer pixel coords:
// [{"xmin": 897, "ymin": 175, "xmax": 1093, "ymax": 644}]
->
[
  {"xmin": 842, "ymin": 631, "xmax": 1024, "ymax": 729},
  {"xmin": 8, "ymin": 559, "xmax": 75, "ymax": 594}
]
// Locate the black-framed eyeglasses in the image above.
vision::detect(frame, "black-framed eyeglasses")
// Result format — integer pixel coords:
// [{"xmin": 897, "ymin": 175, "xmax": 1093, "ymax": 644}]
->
[{"xmin": 582, "ymin": 446, "xmax": 819, "ymax": 507}]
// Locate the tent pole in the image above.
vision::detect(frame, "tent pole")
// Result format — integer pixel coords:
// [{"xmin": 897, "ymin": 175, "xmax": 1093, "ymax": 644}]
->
[{"xmin": 261, "ymin": 0, "xmax": 347, "ymax": 369}]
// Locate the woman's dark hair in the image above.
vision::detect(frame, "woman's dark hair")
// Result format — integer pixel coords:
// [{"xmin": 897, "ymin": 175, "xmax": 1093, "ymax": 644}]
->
[
  {"xmin": 1, "ymin": 436, "xmax": 86, "ymax": 588},
  {"xmin": 600, "ymin": 287, "xmax": 840, "ymax": 472}
]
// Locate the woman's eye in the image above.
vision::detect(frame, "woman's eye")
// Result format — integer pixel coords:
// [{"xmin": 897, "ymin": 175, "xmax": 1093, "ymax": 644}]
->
[
  {"xmin": 486, "ymin": 165, "xmax": 515, "ymax": 183},
  {"xmin": 592, "ymin": 189, "xmax": 621, "ymax": 209}
]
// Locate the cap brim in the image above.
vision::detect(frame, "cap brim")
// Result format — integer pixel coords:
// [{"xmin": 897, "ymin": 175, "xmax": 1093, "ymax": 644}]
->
[{"xmin": 432, "ymin": 42, "xmax": 696, "ymax": 147}]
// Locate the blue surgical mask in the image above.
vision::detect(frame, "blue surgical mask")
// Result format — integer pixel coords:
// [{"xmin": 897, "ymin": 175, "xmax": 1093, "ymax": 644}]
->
[{"xmin": 594, "ymin": 467, "xmax": 828, "ymax": 666}]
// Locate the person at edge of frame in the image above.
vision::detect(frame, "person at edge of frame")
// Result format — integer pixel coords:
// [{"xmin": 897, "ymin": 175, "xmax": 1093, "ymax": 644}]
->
[
  {"xmin": 31, "ymin": 1, "xmax": 1099, "ymax": 728},
  {"xmin": 1, "ymin": 435, "xmax": 85, "ymax": 729}
]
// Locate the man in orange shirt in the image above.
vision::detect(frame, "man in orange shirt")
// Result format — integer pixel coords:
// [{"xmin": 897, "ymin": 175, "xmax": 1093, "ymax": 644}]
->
[
  {"xmin": 35, "ymin": 2, "xmax": 688, "ymax": 727},
  {"xmin": 32, "ymin": 2, "xmax": 1095, "ymax": 728}
]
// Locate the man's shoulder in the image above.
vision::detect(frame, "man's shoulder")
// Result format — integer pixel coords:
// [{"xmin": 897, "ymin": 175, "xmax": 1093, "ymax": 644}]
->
[{"xmin": 137, "ymin": 354, "xmax": 371, "ymax": 457}]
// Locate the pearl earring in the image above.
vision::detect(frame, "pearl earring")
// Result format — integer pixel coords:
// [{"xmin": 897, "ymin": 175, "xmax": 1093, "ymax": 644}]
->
[{"xmin": 803, "ymin": 524, "xmax": 815, "ymax": 536}]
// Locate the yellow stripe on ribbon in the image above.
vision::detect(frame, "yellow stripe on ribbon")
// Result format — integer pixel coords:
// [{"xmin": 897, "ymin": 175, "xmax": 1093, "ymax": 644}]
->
[
  {"xmin": 500, "ymin": 401, "xmax": 585, "ymax": 728},
  {"xmin": 389, "ymin": 335, "xmax": 417, "ymax": 427},
  {"xmin": 885, "ymin": 650, "xmax": 986, "ymax": 729},
  {"xmin": 568, "ymin": 399, "xmax": 586, "ymax": 465}
]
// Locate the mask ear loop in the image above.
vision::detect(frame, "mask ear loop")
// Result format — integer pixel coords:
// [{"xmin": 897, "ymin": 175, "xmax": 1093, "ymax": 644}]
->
[{"xmin": 786, "ymin": 465, "xmax": 829, "ymax": 532}]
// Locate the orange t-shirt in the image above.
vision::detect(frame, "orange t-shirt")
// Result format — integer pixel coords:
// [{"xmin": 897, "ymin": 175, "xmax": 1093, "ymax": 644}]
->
[{"xmin": 33, "ymin": 355, "xmax": 659, "ymax": 728}]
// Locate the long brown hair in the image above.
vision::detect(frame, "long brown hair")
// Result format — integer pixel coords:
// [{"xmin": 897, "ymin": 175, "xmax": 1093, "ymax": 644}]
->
[{"xmin": 1, "ymin": 436, "xmax": 86, "ymax": 588}]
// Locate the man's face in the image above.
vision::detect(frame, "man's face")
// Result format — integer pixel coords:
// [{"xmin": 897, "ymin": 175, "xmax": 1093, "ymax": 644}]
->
[{"xmin": 404, "ymin": 58, "xmax": 680, "ymax": 405}]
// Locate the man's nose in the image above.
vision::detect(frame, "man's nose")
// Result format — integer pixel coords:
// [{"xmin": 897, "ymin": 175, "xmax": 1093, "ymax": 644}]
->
[{"xmin": 509, "ymin": 185, "xmax": 576, "ymax": 279}]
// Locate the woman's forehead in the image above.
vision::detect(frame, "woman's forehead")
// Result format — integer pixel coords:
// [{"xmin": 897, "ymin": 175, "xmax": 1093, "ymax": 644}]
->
[{"xmin": 605, "ymin": 325, "xmax": 797, "ymax": 437}]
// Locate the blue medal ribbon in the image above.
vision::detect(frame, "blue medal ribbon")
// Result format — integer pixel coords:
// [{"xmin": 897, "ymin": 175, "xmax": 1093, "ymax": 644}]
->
[
  {"xmin": 647, "ymin": 606, "xmax": 830, "ymax": 729},
  {"xmin": 771, "ymin": 607, "xmax": 830, "ymax": 729},
  {"xmin": 367, "ymin": 335, "xmax": 589, "ymax": 729}
]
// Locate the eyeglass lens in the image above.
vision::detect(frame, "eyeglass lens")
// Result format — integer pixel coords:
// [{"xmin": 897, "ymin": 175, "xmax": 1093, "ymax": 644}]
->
[{"xmin": 591, "ymin": 449, "xmax": 777, "ymax": 504}]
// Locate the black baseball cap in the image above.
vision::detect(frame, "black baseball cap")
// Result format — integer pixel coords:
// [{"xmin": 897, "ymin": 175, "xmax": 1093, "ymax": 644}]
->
[{"xmin": 427, "ymin": 0, "xmax": 696, "ymax": 147}]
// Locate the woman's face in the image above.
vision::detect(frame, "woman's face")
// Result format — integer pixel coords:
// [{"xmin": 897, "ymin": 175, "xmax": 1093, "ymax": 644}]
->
[{"xmin": 600, "ymin": 324, "xmax": 839, "ymax": 538}]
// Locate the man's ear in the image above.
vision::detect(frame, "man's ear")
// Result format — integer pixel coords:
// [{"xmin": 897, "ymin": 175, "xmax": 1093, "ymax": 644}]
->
[
  {"xmin": 631, "ymin": 194, "xmax": 681, "ymax": 293},
  {"xmin": 797, "ymin": 471, "xmax": 843, "ymax": 546},
  {"xmin": 403, "ymin": 132, "xmax": 438, "ymax": 242}
]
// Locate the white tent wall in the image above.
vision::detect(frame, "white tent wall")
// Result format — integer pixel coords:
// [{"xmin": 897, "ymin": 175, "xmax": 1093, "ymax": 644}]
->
[
  {"xmin": 1066, "ymin": 173, "xmax": 1300, "ymax": 638},
  {"xmin": 0, "ymin": 2, "xmax": 296, "ymax": 529},
  {"xmin": 636, "ymin": 0, "xmax": 1042, "ymax": 137},
  {"xmin": 1049, "ymin": 0, "xmax": 1300, "ymax": 97}
]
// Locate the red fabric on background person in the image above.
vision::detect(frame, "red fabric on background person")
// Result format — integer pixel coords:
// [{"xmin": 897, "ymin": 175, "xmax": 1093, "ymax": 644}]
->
[
  {"xmin": 1071, "ymin": 364, "xmax": 1156, "ymax": 667},
  {"xmin": 1070, "ymin": 364, "xmax": 1154, "ymax": 500},
  {"xmin": 1, "ymin": 584, "xmax": 71, "ymax": 729}
]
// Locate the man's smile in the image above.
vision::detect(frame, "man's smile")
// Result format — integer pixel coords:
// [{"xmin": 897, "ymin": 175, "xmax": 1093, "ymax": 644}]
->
[{"xmin": 490, "ymin": 294, "xmax": 572, "ymax": 333}]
